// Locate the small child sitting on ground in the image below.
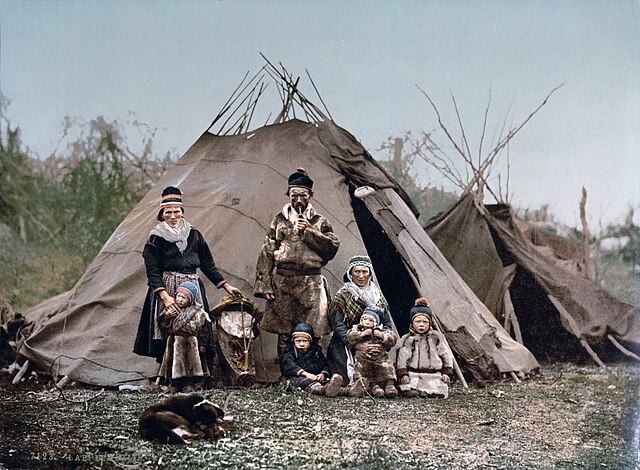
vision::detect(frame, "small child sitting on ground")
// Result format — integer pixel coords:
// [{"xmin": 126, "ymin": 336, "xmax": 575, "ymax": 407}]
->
[
  {"xmin": 159, "ymin": 281, "xmax": 212, "ymax": 393},
  {"xmin": 345, "ymin": 307, "xmax": 398, "ymax": 398},
  {"xmin": 395, "ymin": 298, "xmax": 454, "ymax": 398},
  {"xmin": 280, "ymin": 322, "xmax": 343, "ymax": 397}
]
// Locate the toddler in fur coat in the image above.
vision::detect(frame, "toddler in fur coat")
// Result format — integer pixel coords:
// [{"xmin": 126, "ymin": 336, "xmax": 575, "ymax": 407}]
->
[
  {"xmin": 395, "ymin": 298, "xmax": 454, "ymax": 398},
  {"xmin": 345, "ymin": 307, "xmax": 398, "ymax": 398},
  {"xmin": 158, "ymin": 281, "xmax": 212, "ymax": 393}
]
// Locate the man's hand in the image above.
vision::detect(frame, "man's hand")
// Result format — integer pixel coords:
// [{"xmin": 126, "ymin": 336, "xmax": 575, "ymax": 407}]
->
[
  {"xmin": 296, "ymin": 217, "xmax": 310, "ymax": 232},
  {"xmin": 262, "ymin": 293, "xmax": 275, "ymax": 301},
  {"xmin": 398, "ymin": 375, "xmax": 410, "ymax": 386},
  {"xmin": 441, "ymin": 374, "xmax": 451, "ymax": 383}
]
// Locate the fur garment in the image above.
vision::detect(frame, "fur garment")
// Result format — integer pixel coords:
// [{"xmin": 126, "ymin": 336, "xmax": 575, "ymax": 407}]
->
[{"xmin": 255, "ymin": 203, "xmax": 339, "ymax": 335}]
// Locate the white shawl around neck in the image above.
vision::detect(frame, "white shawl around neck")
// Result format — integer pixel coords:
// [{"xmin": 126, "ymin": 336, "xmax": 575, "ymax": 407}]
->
[
  {"xmin": 342, "ymin": 280, "xmax": 382, "ymax": 308},
  {"xmin": 150, "ymin": 219, "xmax": 193, "ymax": 252}
]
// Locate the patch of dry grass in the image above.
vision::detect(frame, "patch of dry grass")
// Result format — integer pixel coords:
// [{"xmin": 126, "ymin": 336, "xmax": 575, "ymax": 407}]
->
[{"xmin": 0, "ymin": 364, "xmax": 638, "ymax": 469}]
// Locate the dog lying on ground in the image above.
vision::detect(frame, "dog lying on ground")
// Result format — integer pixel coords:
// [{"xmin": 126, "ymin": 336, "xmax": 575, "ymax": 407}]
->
[{"xmin": 138, "ymin": 394, "xmax": 227, "ymax": 445}]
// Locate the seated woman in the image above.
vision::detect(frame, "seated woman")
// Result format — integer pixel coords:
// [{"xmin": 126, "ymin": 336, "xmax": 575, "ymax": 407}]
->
[{"xmin": 326, "ymin": 255, "xmax": 393, "ymax": 385}]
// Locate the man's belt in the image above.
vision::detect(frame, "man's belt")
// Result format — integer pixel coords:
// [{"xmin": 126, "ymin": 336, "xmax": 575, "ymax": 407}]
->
[
  {"xmin": 276, "ymin": 266, "xmax": 322, "ymax": 276},
  {"xmin": 410, "ymin": 368, "xmax": 442, "ymax": 374}
]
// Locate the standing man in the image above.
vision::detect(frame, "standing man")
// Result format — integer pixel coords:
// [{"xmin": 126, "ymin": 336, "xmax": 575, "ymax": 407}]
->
[{"xmin": 254, "ymin": 168, "xmax": 340, "ymax": 352}]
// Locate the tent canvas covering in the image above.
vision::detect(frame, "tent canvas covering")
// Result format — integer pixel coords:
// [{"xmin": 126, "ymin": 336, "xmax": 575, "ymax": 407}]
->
[
  {"xmin": 425, "ymin": 193, "xmax": 640, "ymax": 362},
  {"xmin": 17, "ymin": 118, "xmax": 542, "ymax": 386}
]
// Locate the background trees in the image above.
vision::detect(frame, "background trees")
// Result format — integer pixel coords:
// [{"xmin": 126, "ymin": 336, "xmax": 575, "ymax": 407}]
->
[
  {"xmin": 0, "ymin": 100, "xmax": 173, "ymax": 309},
  {"xmin": 1, "ymin": 93, "xmax": 636, "ymax": 311}
]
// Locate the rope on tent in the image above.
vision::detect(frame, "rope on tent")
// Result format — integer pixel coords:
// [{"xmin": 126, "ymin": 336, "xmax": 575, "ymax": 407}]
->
[
  {"xmin": 46, "ymin": 354, "xmax": 158, "ymax": 383},
  {"xmin": 547, "ymin": 294, "xmax": 606, "ymax": 368},
  {"xmin": 607, "ymin": 334, "xmax": 640, "ymax": 362}
]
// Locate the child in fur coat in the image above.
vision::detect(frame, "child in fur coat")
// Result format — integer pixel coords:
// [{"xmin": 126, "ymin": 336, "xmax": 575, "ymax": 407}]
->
[
  {"xmin": 280, "ymin": 322, "xmax": 343, "ymax": 396},
  {"xmin": 395, "ymin": 298, "xmax": 454, "ymax": 398},
  {"xmin": 158, "ymin": 281, "xmax": 212, "ymax": 393},
  {"xmin": 345, "ymin": 307, "xmax": 398, "ymax": 398}
]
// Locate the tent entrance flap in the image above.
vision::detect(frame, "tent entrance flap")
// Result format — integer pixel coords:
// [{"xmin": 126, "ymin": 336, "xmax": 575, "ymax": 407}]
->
[
  {"xmin": 356, "ymin": 187, "xmax": 540, "ymax": 379},
  {"xmin": 351, "ymin": 191, "xmax": 418, "ymax": 335}
]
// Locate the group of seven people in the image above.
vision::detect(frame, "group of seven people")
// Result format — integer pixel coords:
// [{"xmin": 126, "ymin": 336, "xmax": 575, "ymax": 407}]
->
[{"xmin": 133, "ymin": 168, "xmax": 454, "ymax": 398}]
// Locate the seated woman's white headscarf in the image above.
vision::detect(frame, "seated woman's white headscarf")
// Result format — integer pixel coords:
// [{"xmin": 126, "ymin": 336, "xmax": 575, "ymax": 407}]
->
[{"xmin": 342, "ymin": 255, "xmax": 381, "ymax": 307}]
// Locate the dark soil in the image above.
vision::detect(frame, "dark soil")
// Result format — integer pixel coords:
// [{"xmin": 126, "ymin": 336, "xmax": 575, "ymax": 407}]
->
[{"xmin": 0, "ymin": 363, "xmax": 638, "ymax": 469}]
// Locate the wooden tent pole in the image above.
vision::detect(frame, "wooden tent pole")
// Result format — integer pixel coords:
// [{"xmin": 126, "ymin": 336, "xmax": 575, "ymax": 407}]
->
[
  {"xmin": 504, "ymin": 290, "xmax": 523, "ymax": 345},
  {"xmin": 12, "ymin": 360, "xmax": 30, "ymax": 384},
  {"xmin": 607, "ymin": 334, "xmax": 640, "ymax": 362},
  {"xmin": 429, "ymin": 314, "xmax": 469, "ymax": 389},
  {"xmin": 547, "ymin": 295, "xmax": 606, "ymax": 368},
  {"xmin": 56, "ymin": 375, "xmax": 73, "ymax": 389}
]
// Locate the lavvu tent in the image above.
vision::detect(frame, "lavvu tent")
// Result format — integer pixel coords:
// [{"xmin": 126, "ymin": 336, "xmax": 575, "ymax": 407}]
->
[{"xmin": 16, "ymin": 64, "xmax": 539, "ymax": 386}]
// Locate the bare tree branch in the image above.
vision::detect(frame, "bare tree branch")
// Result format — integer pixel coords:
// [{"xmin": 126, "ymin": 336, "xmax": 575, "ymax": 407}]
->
[
  {"xmin": 451, "ymin": 94, "xmax": 473, "ymax": 164},
  {"xmin": 478, "ymin": 89, "xmax": 492, "ymax": 170},
  {"xmin": 416, "ymin": 86, "xmax": 469, "ymax": 161}
]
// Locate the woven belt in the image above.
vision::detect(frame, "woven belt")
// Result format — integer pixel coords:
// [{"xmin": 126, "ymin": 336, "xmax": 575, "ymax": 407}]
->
[
  {"xmin": 410, "ymin": 368, "xmax": 441, "ymax": 374},
  {"xmin": 276, "ymin": 267, "xmax": 322, "ymax": 276}
]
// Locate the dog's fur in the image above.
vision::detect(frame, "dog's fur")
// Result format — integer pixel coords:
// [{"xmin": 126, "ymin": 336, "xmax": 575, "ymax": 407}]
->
[{"xmin": 138, "ymin": 394, "xmax": 226, "ymax": 445}]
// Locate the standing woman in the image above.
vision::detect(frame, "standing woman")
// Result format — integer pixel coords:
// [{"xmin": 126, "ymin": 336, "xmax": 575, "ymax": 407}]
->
[
  {"xmin": 133, "ymin": 186, "xmax": 241, "ymax": 374},
  {"xmin": 327, "ymin": 255, "xmax": 393, "ymax": 385}
]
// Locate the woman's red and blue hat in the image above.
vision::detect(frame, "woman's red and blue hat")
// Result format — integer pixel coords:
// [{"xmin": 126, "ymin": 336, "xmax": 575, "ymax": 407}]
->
[{"xmin": 160, "ymin": 186, "xmax": 183, "ymax": 208}]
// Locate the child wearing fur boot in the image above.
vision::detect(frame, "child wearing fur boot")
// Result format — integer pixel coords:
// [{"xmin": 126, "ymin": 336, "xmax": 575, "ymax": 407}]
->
[
  {"xmin": 158, "ymin": 281, "xmax": 212, "ymax": 393},
  {"xmin": 396, "ymin": 298, "xmax": 454, "ymax": 398},
  {"xmin": 345, "ymin": 307, "xmax": 398, "ymax": 398},
  {"xmin": 280, "ymin": 322, "xmax": 343, "ymax": 397}
]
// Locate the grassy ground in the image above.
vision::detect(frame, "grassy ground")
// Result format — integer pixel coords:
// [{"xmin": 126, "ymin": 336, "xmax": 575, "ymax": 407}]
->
[{"xmin": 0, "ymin": 363, "xmax": 638, "ymax": 470}]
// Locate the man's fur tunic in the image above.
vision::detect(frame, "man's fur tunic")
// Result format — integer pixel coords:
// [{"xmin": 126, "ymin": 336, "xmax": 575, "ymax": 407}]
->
[{"xmin": 255, "ymin": 205, "xmax": 339, "ymax": 335}]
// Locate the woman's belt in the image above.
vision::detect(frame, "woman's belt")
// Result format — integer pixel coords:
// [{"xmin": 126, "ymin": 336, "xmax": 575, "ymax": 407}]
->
[{"xmin": 275, "ymin": 266, "xmax": 322, "ymax": 276}]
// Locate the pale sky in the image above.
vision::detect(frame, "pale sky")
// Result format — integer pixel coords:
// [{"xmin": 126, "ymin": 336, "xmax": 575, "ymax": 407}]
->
[{"xmin": 1, "ymin": 0, "xmax": 638, "ymax": 230}]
